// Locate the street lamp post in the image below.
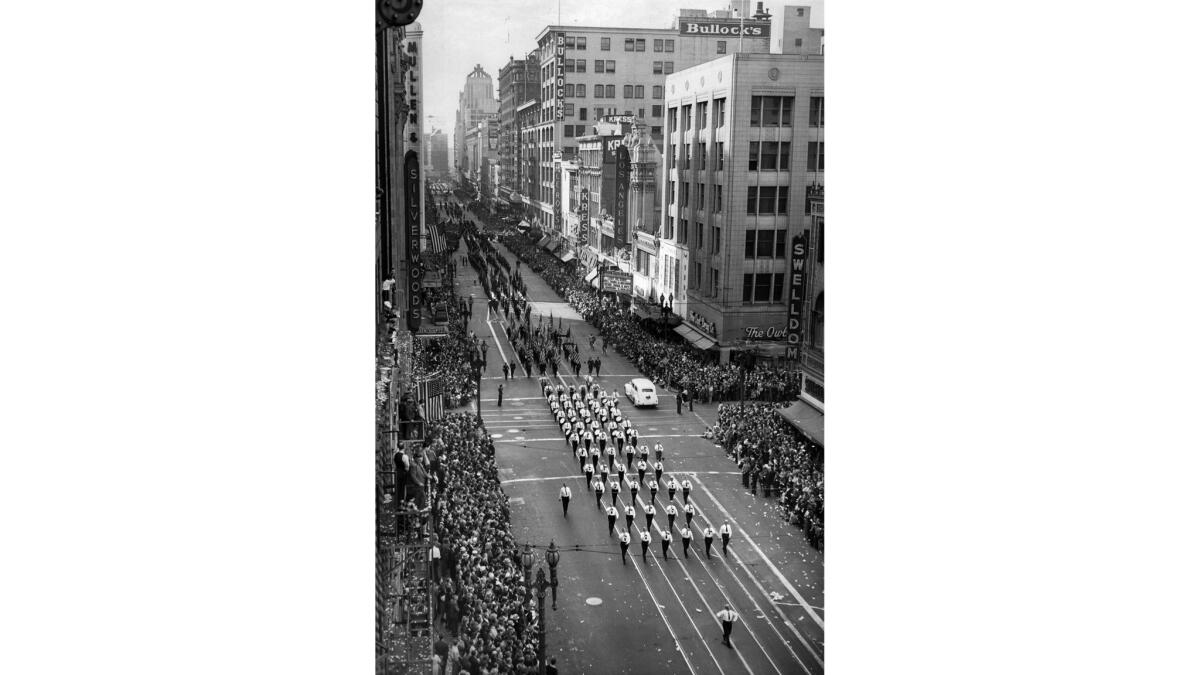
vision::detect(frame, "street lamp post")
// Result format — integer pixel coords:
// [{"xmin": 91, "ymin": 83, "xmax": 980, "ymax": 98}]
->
[
  {"xmin": 471, "ymin": 356, "xmax": 484, "ymax": 423},
  {"xmin": 520, "ymin": 543, "xmax": 535, "ymax": 631},
  {"xmin": 533, "ymin": 567, "xmax": 550, "ymax": 674},
  {"xmin": 544, "ymin": 541, "xmax": 560, "ymax": 610}
]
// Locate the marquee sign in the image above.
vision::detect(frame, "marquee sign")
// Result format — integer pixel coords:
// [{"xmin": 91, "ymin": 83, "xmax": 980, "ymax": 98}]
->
[
  {"xmin": 679, "ymin": 19, "xmax": 771, "ymax": 38},
  {"xmin": 601, "ymin": 271, "xmax": 633, "ymax": 295},
  {"xmin": 785, "ymin": 232, "xmax": 809, "ymax": 360}
]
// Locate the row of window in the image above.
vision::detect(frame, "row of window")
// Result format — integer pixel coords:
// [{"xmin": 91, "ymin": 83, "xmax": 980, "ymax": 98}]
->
[
  {"xmin": 743, "ymin": 273, "xmax": 787, "ymax": 304},
  {"xmin": 746, "ymin": 186, "xmax": 789, "ymax": 215},
  {"xmin": 667, "ymin": 100, "xmax": 728, "ymax": 134},
  {"xmin": 562, "ymin": 83, "xmax": 664, "ymax": 99},
  {"xmin": 748, "ymin": 141, "xmax": 791, "ymax": 171},
  {"xmin": 561, "ymin": 36, "xmax": 676, "ymax": 52}
]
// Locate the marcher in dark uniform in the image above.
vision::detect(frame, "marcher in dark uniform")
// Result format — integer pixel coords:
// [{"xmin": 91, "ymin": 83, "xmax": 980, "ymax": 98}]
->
[{"xmin": 497, "ymin": 383, "xmax": 504, "ymax": 407}]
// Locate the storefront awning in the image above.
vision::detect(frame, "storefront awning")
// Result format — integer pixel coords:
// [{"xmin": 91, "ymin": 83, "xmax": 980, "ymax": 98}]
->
[
  {"xmin": 777, "ymin": 400, "xmax": 824, "ymax": 447},
  {"xmin": 516, "ymin": 220, "xmax": 531, "ymax": 230},
  {"xmin": 536, "ymin": 235, "xmax": 551, "ymax": 248},
  {"xmin": 673, "ymin": 323, "xmax": 717, "ymax": 350},
  {"xmin": 558, "ymin": 249, "xmax": 577, "ymax": 262},
  {"xmin": 584, "ymin": 269, "xmax": 599, "ymax": 283}
]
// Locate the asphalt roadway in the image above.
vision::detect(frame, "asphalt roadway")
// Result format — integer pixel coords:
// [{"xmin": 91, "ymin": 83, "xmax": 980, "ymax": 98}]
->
[{"xmin": 449, "ymin": 219, "xmax": 825, "ymax": 675}]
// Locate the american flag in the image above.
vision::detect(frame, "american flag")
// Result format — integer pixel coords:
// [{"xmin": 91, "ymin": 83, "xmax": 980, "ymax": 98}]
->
[
  {"xmin": 416, "ymin": 377, "xmax": 445, "ymax": 421},
  {"xmin": 427, "ymin": 223, "xmax": 446, "ymax": 254}
]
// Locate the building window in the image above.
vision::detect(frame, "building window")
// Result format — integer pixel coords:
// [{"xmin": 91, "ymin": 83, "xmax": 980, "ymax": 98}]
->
[
  {"xmin": 580, "ymin": 108, "xmax": 587, "ymax": 120},
  {"xmin": 565, "ymin": 36, "xmax": 575, "ymax": 49},
  {"xmin": 653, "ymin": 85, "xmax": 663, "ymax": 100},
  {"xmin": 605, "ymin": 84, "xmax": 615, "ymax": 98},
  {"xmin": 635, "ymin": 85, "xmax": 644, "ymax": 99},
  {"xmin": 624, "ymin": 38, "xmax": 634, "ymax": 51},
  {"xmin": 664, "ymin": 61, "xmax": 675, "ymax": 74},
  {"xmin": 809, "ymin": 97, "xmax": 824, "ymax": 127},
  {"xmin": 577, "ymin": 59, "xmax": 586, "ymax": 72},
  {"xmin": 698, "ymin": 183, "xmax": 705, "ymax": 210},
  {"xmin": 712, "ymin": 226, "xmax": 720, "ymax": 254},
  {"xmin": 624, "ymin": 84, "xmax": 633, "ymax": 99},
  {"xmin": 760, "ymin": 141, "xmax": 777, "ymax": 170},
  {"xmin": 807, "ymin": 141, "xmax": 824, "ymax": 171},
  {"xmin": 654, "ymin": 39, "xmax": 663, "ymax": 52},
  {"xmin": 652, "ymin": 104, "xmax": 662, "ymax": 117},
  {"xmin": 717, "ymin": 40, "xmax": 726, "ymax": 54},
  {"xmin": 577, "ymin": 36, "xmax": 587, "ymax": 50},
  {"xmin": 709, "ymin": 268, "xmax": 719, "ymax": 296},
  {"xmin": 779, "ymin": 142, "xmax": 791, "ymax": 170},
  {"xmin": 635, "ymin": 38, "xmax": 646, "ymax": 51},
  {"xmin": 638, "ymin": 108, "xmax": 645, "ymax": 117},
  {"xmin": 716, "ymin": 141, "xmax": 724, "ymax": 170},
  {"xmin": 749, "ymin": 142, "xmax": 759, "ymax": 171},
  {"xmin": 601, "ymin": 37, "xmax": 611, "ymax": 50},
  {"xmin": 681, "ymin": 182, "xmax": 689, "ymax": 207},
  {"xmin": 698, "ymin": 102, "xmax": 708, "ymax": 129},
  {"xmin": 653, "ymin": 61, "xmax": 663, "ymax": 74},
  {"xmin": 682, "ymin": 105, "xmax": 691, "ymax": 132},
  {"xmin": 782, "ymin": 97, "xmax": 793, "ymax": 126},
  {"xmin": 666, "ymin": 39, "xmax": 675, "ymax": 52},
  {"xmin": 651, "ymin": 125, "xmax": 662, "ymax": 135},
  {"xmin": 595, "ymin": 107, "xmax": 604, "ymax": 120},
  {"xmin": 564, "ymin": 103, "xmax": 574, "ymax": 116},
  {"xmin": 668, "ymin": 180, "xmax": 675, "ymax": 205},
  {"xmin": 757, "ymin": 186, "xmax": 777, "ymax": 214},
  {"xmin": 564, "ymin": 125, "xmax": 575, "ymax": 138},
  {"xmin": 680, "ymin": 218, "xmax": 688, "ymax": 244},
  {"xmin": 747, "ymin": 186, "xmax": 757, "ymax": 214},
  {"xmin": 595, "ymin": 59, "xmax": 604, "ymax": 73},
  {"xmin": 666, "ymin": 215, "xmax": 674, "ymax": 239},
  {"xmin": 714, "ymin": 185, "xmax": 722, "ymax": 212},
  {"xmin": 668, "ymin": 107, "xmax": 677, "ymax": 133},
  {"xmin": 698, "ymin": 142, "xmax": 706, "ymax": 171},
  {"xmin": 695, "ymin": 221, "xmax": 703, "ymax": 249},
  {"xmin": 683, "ymin": 145, "xmax": 690, "ymax": 170},
  {"xmin": 595, "ymin": 84, "xmax": 604, "ymax": 98},
  {"xmin": 750, "ymin": 96, "xmax": 761, "ymax": 126}
]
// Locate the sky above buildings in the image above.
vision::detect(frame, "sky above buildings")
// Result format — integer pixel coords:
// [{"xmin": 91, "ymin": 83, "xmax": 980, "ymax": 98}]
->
[{"xmin": 415, "ymin": 0, "xmax": 824, "ymax": 151}]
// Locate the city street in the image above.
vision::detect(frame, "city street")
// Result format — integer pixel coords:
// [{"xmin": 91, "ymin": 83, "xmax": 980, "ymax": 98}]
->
[{"xmin": 450, "ymin": 220, "xmax": 825, "ymax": 674}]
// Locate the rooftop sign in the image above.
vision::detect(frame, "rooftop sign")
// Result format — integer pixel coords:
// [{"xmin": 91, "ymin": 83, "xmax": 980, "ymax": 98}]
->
[{"xmin": 679, "ymin": 19, "xmax": 771, "ymax": 38}]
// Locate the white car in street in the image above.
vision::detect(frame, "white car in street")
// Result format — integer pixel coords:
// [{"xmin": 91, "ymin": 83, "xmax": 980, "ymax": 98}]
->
[{"xmin": 624, "ymin": 378, "xmax": 659, "ymax": 407}]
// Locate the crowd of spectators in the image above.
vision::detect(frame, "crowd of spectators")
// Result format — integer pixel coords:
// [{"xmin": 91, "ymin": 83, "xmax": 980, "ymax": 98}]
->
[
  {"xmin": 497, "ymin": 232, "xmax": 807, "ymax": 403},
  {"xmin": 411, "ymin": 286, "xmax": 478, "ymax": 408},
  {"xmin": 428, "ymin": 413, "xmax": 542, "ymax": 674},
  {"xmin": 714, "ymin": 403, "xmax": 824, "ymax": 550}
]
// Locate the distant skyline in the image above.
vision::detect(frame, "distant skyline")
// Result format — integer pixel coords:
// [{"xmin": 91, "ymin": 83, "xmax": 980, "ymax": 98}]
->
[{"xmin": 413, "ymin": 0, "xmax": 824, "ymax": 159}]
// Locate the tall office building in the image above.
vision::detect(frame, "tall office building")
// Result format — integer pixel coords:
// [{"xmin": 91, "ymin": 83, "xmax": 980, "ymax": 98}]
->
[
  {"xmin": 530, "ymin": 9, "xmax": 771, "ymax": 255},
  {"xmin": 453, "ymin": 65, "xmax": 499, "ymax": 177},
  {"xmin": 425, "ymin": 130, "xmax": 449, "ymax": 176},
  {"xmin": 497, "ymin": 54, "xmax": 539, "ymax": 200},
  {"xmin": 657, "ymin": 5, "xmax": 822, "ymax": 391}
]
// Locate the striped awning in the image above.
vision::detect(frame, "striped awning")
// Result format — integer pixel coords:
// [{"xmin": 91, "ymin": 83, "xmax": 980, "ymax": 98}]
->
[{"xmin": 673, "ymin": 323, "xmax": 717, "ymax": 350}]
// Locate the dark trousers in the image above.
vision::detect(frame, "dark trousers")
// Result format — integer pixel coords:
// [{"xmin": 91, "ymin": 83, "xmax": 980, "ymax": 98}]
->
[
  {"xmin": 620, "ymin": 542, "xmax": 629, "ymax": 564},
  {"xmin": 561, "ymin": 497, "xmax": 569, "ymax": 516},
  {"xmin": 722, "ymin": 620, "xmax": 733, "ymax": 645},
  {"xmin": 608, "ymin": 515, "xmax": 616, "ymax": 534},
  {"xmin": 722, "ymin": 535, "xmax": 730, "ymax": 554},
  {"xmin": 625, "ymin": 514, "xmax": 634, "ymax": 529},
  {"xmin": 661, "ymin": 541, "xmax": 670, "ymax": 558},
  {"xmin": 682, "ymin": 540, "xmax": 691, "ymax": 558},
  {"xmin": 641, "ymin": 542, "xmax": 649, "ymax": 560},
  {"xmin": 705, "ymin": 537, "xmax": 713, "ymax": 558},
  {"xmin": 595, "ymin": 491, "xmax": 603, "ymax": 508}
]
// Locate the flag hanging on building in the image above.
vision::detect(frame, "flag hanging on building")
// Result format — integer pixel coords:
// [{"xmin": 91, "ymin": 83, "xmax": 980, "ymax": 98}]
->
[
  {"xmin": 427, "ymin": 223, "xmax": 446, "ymax": 254},
  {"xmin": 416, "ymin": 376, "xmax": 445, "ymax": 421}
]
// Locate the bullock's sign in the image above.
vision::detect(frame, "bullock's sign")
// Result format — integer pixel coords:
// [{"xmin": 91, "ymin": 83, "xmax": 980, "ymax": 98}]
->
[{"xmin": 679, "ymin": 20, "xmax": 771, "ymax": 38}]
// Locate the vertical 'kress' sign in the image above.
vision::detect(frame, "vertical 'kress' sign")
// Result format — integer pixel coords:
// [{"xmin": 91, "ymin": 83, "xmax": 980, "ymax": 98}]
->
[{"xmin": 785, "ymin": 232, "xmax": 808, "ymax": 360}]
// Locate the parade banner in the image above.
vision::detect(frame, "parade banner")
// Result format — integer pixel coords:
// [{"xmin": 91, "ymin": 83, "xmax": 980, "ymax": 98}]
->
[
  {"xmin": 601, "ymin": 271, "xmax": 633, "ymax": 295},
  {"xmin": 785, "ymin": 232, "xmax": 808, "ymax": 360}
]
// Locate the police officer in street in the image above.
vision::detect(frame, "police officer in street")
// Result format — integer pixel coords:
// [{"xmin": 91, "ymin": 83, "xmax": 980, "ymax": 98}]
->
[
  {"xmin": 640, "ymin": 529, "xmax": 652, "ymax": 561},
  {"xmin": 606, "ymin": 504, "xmax": 618, "ymax": 535},
  {"xmin": 680, "ymin": 526, "xmax": 693, "ymax": 558},
  {"xmin": 703, "ymin": 525, "xmax": 716, "ymax": 559},
  {"xmin": 719, "ymin": 521, "xmax": 733, "ymax": 555},
  {"xmin": 559, "ymin": 483, "xmax": 571, "ymax": 517},
  {"xmin": 618, "ymin": 530, "xmax": 631, "ymax": 565}
]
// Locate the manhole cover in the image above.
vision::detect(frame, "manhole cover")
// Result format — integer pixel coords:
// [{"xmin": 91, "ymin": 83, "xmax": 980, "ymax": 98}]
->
[{"xmin": 585, "ymin": 597, "xmax": 603, "ymax": 606}]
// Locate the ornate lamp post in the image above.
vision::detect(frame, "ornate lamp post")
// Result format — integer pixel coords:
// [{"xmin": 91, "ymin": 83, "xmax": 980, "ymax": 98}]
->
[
  {"xmin": 544, "ymin": 541, "xmax": 560, "ymax": 610},
  {"xmin": 520, "ymin": 543, "xmax": 535, "ymax": 623},
  {"xmin": 471, "ymin": 356, "xmax": 484, "ymax": 422}
]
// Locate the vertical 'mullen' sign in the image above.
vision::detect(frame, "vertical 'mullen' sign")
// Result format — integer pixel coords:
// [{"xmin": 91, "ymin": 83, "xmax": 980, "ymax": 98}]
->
[{"xmin": 785, "ymin": 231, "xmax": 809, "ymax": 360}]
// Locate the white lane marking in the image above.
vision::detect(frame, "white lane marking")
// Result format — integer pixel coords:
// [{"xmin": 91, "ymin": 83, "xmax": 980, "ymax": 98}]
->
[
  {"xmin": 618, "ymin": 493, "xmax": 731, "ymax": 675},
  {"xmin": 690, "ymin": 476, "xmax": 825, "ymax": 630},
  {"xmin": 486, "ymin": 434, "xmax": 703, "ymax": 443},
  {"xmin": 630, "ymin": 494, "xmax": 765, "ymax": 675}
]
